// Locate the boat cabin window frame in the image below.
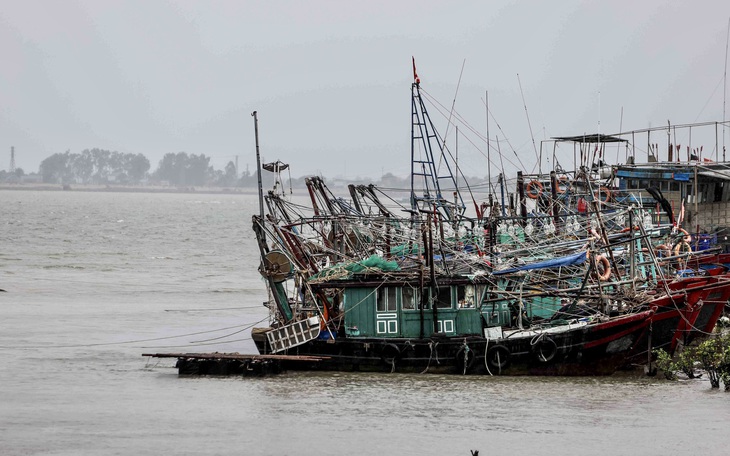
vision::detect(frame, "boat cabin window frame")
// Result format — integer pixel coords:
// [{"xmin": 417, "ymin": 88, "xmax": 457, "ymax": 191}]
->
[
  {"xmin": 433, "ymin": 285, "xmax": 452, "ymax": 309},
  {"xmin": 401, "ymin": 285, "xmax": 420, "ymax": 311},
  {"xmin": 376, "ymin": 287, "xmax": 398, "ymax": 312},
  {"xmin": 457, "ymin": 284, "xmax": 480, "ymax": 308}
]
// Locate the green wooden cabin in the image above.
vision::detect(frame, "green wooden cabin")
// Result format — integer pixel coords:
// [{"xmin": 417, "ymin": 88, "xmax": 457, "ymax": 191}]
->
[{"xmin": 340, "ymin": 277, "xmax": 567, "ymax": 339}]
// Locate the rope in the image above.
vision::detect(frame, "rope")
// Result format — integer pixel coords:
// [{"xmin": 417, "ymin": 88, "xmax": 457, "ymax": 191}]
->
[{"xmin": 0, "ymin": 317, "xmax": 269, "ymax": 350}]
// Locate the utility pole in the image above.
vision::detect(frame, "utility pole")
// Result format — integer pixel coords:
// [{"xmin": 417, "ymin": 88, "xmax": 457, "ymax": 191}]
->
[{"xmin": 10, "ymin": 146, "xmax": 16, "ymax": 173}]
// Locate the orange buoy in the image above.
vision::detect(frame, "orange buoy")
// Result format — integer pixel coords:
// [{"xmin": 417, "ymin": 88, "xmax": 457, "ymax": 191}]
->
[
  {"xmin": 594, "ymin": 187, "xmax": 612, "ymax": 204},
  {"xmin": 678, "ymin": 228, "xmax": 691, "ymax": 243},
  {"xmin": 595, "ymin": 254, "xmax": 611, "ymax": 281},
  {"xmin": 673, "ymin": 241, "xmax": 691, "ymax": 256},
  {"xmin": 526, "ymin": 180, "xmax": 543, "ymax": 199},
  {"xmin": 586, "ymin": 251, "xmax": 611, "ymax": 281},
  {"xmin": 555, "ymin": 176, "xmax": 570, "ymax": 194}
]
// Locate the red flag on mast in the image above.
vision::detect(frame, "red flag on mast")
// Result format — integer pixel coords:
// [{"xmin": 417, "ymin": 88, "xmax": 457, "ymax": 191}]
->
[{"xmin": 412, "ymin": 57, "xmax": 420, "ymax": 84}]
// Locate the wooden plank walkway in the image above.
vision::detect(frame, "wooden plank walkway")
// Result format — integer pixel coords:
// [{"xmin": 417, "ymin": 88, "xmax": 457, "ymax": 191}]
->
[
  {"xmin": 142, "ymin": 352, "xmax": 328, "ymax": 361},
  {"xmin": 142, "ymin": 352, "xmax": 329, "ymax": 376}
]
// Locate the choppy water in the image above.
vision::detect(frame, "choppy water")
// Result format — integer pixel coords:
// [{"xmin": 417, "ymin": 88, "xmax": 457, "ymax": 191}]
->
[{"xmin": 1, "ymin": 189, "xmax": 728, "ymax": 456}]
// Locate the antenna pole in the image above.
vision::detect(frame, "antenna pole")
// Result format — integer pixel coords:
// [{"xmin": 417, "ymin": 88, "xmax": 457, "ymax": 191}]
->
[
  {"xmin": 517, "ymin": 74, "xmax": 539, "ymax": 173},
  {"xmin": 486, "ymin": 90, "xmax": 492, "ymax": 198},
  {"xmin": 252, "ymin": 111, "xmax": 264, "ymax": 220},
  {"xmin": 9, "ymin": 146, "xmax": 16, "ymax": 173},
  {"xmin": 722, "ymin": 19, "xmax": 730, "ymax": 161}
]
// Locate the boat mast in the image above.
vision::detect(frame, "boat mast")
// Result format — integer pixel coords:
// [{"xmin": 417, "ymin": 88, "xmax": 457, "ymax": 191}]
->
[
  {"xmin": 410, "ymin": 58, "xmax": 466, "ymax": 222},
  {"xmin": 486, "ymin": 90, "xmax": 492, "ymax": 203},
  {"xmin": 716, "ymin": 19, "xmax": 730, "ymax": 162},
  {"xmin": 252, "ymin": 111, "xmax": 265, "ymax": 221}
]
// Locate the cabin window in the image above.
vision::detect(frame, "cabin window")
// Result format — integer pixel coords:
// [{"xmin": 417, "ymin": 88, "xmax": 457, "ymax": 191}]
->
[
  {"xmin": 627, "ymin": 179, "xmax": 639, "ymax": 190},
  {"xmin": 434, "ymin": 286, "xmax": 452, "ymax": 309},
  {"xmin": 714, "ymin": 183, "xmax": 723, "ymax": 202},
  {"xmin": 456, "ymin": 286, "xmax": 467, "ymax": 308},
  {"xmin": 377, "ymin": 287, "xmax": 397, "ymax": 312},
  {"xmin": 402, "ymin": 286, "xmax": 419, "ymax": 310},
  {"xmin": 458, "ymin": 285, "xmax": 477, "ymax": 308},
  {"xmin": 670, "ymin": 182, "xmax": 680, "ymax": 192}
]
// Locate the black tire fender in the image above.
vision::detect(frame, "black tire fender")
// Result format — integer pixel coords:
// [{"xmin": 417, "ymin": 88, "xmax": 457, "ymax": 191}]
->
[
  {"xmin": 533, "ymin": 337, "xmax": 558, "ymax": 363},
  {"xmin": 455, "ymin": 345, "xmax": 475, "ymax": 373},
  {"xmin": 486, "ymin": 344, "xmax": 510, "ymax": 370},
  {"xmin": 380, "ymin": 343, "xmax": 401, "ymax": 365}
]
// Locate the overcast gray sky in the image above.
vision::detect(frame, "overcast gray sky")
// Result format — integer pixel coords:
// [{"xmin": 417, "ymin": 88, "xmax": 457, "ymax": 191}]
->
[{"xmin": 2, "ymin": 0, "xmax": 729, "ymax": 180}]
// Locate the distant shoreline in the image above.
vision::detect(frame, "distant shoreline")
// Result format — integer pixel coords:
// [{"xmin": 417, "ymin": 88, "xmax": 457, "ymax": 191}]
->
[{"xmin": 0, "ymin": 182, "xmax": 262, "ymax": 195}]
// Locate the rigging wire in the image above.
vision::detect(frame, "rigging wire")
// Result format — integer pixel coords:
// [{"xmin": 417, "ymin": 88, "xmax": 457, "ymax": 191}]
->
[
  {"xmin": 517, "ymin": 73, "xmax": 541, "ymax": 174},
  {"xmin": 0, "ymin": 317, "xmax": 269, "ymax": 350}
]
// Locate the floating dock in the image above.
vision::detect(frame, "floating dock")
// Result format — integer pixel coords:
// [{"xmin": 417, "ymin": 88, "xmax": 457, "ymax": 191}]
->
[{"xmin": 143, "ymin": 352, "xmax": 328, "ymax": 376}]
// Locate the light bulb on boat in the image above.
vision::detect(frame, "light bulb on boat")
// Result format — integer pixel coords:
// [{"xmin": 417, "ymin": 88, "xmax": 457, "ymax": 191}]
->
[
  {"xmin": 643, "ymin": 214, "xmax": 652, "ymax": 229},
  {"xmin": 524, "ymin": 221, "xmax": 534, "ymax": 236}
]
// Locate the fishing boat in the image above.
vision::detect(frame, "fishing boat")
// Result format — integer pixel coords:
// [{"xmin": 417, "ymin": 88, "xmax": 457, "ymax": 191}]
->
[
  {"xmin": 506, "ymin": 124, "xmax": 730, "ymax": 367},
  {"xmin": 148, "ymin": 66, "xmax": 730, "ymax": 378},
  {"xmin": 251, "ymin": 256, "xmax": 654, "ymax": 375},
  {"xmin": 247, "ymin": 72, "xmax": 663, "ymax": 376}
]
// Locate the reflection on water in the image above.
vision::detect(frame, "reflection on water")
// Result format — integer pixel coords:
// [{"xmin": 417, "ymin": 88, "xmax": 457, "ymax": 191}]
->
[{"xmin": 1, "ymin": 190, "xmax": 729, "ymax": 456}]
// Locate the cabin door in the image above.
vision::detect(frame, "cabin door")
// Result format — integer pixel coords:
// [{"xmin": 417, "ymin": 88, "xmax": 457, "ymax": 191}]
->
[
  {"xmin": 433, "ymin": 285, "xmax": 456, "ymax": 335},
  {"xmin": 376, "ymin": 287, "xmax": 399, "ymax": 336}
]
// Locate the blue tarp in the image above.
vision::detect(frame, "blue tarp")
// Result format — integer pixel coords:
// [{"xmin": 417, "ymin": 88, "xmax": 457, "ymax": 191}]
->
[{"xmin": 493, "ymin": 251, "xmax": 587, "ymax": 275}]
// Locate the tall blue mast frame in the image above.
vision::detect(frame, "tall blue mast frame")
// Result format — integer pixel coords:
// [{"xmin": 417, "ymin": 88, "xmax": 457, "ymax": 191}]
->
[{"xmin": 410, "ymin": 82, "xmax": 466, "ymax": 222}]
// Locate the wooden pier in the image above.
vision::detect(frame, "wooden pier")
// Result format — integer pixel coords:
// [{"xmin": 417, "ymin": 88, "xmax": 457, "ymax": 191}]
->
[{"xmin": 143, "ymin": 352, "xmax": 328, "ymax": 376}]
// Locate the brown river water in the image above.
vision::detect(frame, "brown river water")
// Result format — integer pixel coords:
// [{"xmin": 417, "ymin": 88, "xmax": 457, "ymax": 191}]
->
[{"xmin": 1, "ymin": 189, "xmax": 728, "ymax": 456}]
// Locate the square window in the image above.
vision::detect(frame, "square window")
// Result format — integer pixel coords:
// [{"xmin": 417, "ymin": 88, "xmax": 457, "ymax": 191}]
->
[
  {"xmin": 435, "ymin": 286, "xmax": 452, "ymax": 309},
  {"xmin": 402, "ymin": 286, "xmax": 419, "ymax": 310},
  {"xmin": 377, "ymin": 287, "xmax": 398, "ymax": 312},
  {"xmin": 458, "ymin": 285, "xmax": 476, "ymax": 308}
]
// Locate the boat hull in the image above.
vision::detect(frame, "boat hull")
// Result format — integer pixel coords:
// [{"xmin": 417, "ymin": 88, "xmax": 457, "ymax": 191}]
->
[
  {"xmin": 623, "ymin": 277, "xmax": 730, "ymax": 367},
  {"xmin": 252, "ymin": 311, "xmax": 652, "ymax": 376}
]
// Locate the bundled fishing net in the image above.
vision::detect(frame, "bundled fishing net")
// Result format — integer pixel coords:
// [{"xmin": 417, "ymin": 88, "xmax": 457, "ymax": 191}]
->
[{"xmin": 308, "ymin": 255, "xmax": 400, "ymax": 283}]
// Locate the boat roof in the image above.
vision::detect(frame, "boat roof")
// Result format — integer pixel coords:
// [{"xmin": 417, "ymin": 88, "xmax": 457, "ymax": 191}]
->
[
  {"xmin": 614, "ymin": 161, "xmax": 730, "ymax": 182},
  {"xmin": 551, "ymin": 133, "xmax": 627, "ymax": 143}
]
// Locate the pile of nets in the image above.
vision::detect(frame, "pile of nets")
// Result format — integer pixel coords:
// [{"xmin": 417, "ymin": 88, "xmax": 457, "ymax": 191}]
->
[{"xmin": 308, "ymin": 255, "xmax": 400, "ymax": 283}]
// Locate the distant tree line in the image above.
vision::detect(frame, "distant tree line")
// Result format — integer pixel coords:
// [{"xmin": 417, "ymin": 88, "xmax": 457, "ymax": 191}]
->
[
  {"xmin": 39, "ymin": 149, "xmax": 150, "ymax": 185},
  {"xmin": 0, "ymin": 168, "xmax": 25, "ymax": 182},
  {"xmin": 33, "ymin": 148, "xmax": 280, "ymax": 187},
  {"xmin": 22, "ymin": 148, "xmax": 488, "ymax": 190}
]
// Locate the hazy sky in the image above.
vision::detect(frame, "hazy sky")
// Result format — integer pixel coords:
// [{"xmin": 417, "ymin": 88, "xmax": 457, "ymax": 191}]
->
[{"xmin": 2, "ymin": 0, "xmax": 729, "ymax": 180}]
